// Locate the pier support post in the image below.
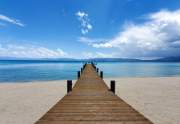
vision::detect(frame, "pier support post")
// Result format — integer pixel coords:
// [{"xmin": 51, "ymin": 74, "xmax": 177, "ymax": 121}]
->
[
  {"xmin": 91, "ymin": 62, "xmax": 95, "ymax": 69},
  {"xmin": 83, "ymin": 63, "xmax": 87, "ymax": 69},
  {"xmin": 100, "ymin": 71, "xmax": 103, "ymax": 79},
  {"xmin": 77, "ymin": 71, "xmax": 80, "ymax": 79},
  {"xmin": 96, "ymin": 68, "xmax": 99, "ymax": 73},
  {"xmin": 67, "ymin": 80, "xmax": 72, "ymax": 93},
  {"xmin": 110, "ymin": 80, "xmax": 115, "ymax": 94}
]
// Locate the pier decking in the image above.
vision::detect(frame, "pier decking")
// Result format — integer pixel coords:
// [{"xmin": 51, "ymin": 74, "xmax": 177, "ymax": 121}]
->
[{"xmin": 35, "ymin": 64, "xmax": 153, "ymax": 124}]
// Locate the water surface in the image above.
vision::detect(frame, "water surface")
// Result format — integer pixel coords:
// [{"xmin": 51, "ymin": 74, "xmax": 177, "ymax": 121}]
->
[{"xmin": 0, "ymin": 60, "xmax": 180, "ymax": 82}]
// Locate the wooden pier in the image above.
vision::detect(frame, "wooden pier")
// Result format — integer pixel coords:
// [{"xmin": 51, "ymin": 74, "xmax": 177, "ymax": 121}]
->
[{"xmin": 35, "ymin": 64, "xmax": 153, "ymax": 124}]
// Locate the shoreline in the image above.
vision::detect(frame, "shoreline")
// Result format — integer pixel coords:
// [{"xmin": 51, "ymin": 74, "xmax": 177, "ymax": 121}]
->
[
  {"xmin": 1, "ymin": 75, "xmax": 180, "ymax": 83},
  {"xmin": 0, "ymin": 77, "xmax": 180, "ymax": 124}
]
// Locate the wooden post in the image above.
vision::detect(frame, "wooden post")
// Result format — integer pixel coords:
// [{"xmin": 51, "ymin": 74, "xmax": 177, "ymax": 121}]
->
[
  {"xmin": 83, "ymin": 63, "xmax": 87, "ymax": 69},
  {"xmin": 81, "ymin": 68, "xmax": 83, "ymax": 74},
  {"xmin": 96, "ymin": 68, "xmax": 99, "ymax": 73},
  {"xmin": 83, "ymin": 65, "xmax": 85, "ymax": 69},
  {"xmin": 77, "ymin": 71, "xmax": 80, "ymax": 79},
  {"xmin": 91, "ymin": 62, "xmax": 94, "ymax": 67},
  {"xmin": 100, "ymin": 71, "xmax": 103, "ymax": 79},
  {"xmin": 67, "ymin": 80, "xmax": 72, "ymax": 93},
  {"xmin": 110, "ymin": 80, "xmax": 115, "ymax": 94}
]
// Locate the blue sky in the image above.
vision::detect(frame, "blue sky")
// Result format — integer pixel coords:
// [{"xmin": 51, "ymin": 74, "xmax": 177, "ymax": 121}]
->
[{"xmin": 0, "ymin": 0, "xmax": 180, "ymax": 59}]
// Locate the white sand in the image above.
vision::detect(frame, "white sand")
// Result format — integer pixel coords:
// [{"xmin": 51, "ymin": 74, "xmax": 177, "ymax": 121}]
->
[
  {"xmin": 0, "ymin": 77, "xmax": 180, "ymax": 124},
  {"xmin": 105, "ymin": 77, "xmax": 180, "ymax": 124},
  {"xmin": 0, "ymin": 80, "xmax": 75, "ymax": 124}
]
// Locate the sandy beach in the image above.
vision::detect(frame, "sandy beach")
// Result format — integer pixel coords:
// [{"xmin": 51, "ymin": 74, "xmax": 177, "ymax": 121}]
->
[
  {"xmin": 105, "ymin": 77, "xmax": 180, "ymax": 124},
  {"xmin": 0, "ymin": 80, "xmax": 74, "ymax": 124},
  {"xmin": 0, "ymin": 77, "xmax": 180, "ymax": 124}
]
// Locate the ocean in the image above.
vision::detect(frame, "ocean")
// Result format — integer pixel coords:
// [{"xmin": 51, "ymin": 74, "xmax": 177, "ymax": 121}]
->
[{"xmin": 0, "ymin": 60, "xmax": 180, "ymax": 82}]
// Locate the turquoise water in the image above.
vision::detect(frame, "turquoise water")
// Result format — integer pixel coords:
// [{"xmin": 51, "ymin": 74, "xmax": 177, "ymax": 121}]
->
[{"xmin": 0, "ymin": 60, "xmax": 180, "ymax": 82}]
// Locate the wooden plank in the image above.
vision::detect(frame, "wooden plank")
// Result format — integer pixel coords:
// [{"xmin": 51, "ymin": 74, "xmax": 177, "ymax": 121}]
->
[{"xmin": 35, "ymin": 64, "xmax": 153, "ymax": 124}]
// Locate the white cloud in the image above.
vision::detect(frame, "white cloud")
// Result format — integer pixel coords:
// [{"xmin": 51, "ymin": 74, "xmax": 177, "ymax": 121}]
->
[
  {"xmin": 85, "ymin": 9, "xmax": 180, "ymax": 57},
  {"xmin": 76, "ymin": 11, "xmax": 92, "ymax": 35},
  {"xmin": 78, "ymin": 36, "xmax": 107, "ymax": 45},
  {"xmin": 0, "ymin": 44, "xmax": 67, "ymax": 58},
  {"xmin": 82, "ymin": 52, "xmax": 115, "ymax": 58},
  {"xmin": 0, "ymin": 14, "xmax": 24, "ymax": 27}
]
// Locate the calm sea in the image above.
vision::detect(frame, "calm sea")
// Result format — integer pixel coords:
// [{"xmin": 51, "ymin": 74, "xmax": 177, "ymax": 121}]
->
[{"xmin": 0, "ymin": 60, "xmax": 180, "ymax": 82}]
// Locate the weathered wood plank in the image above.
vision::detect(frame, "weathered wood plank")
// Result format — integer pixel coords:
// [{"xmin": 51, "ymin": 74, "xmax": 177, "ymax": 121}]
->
[{"xmin": 35, "ymin": 64, "xmax": 153, "ymax": 124}]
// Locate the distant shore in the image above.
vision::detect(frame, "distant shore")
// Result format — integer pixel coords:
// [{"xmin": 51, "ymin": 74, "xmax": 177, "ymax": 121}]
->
[{"xmin": 0, "ymin": 77, "xmax": 180, "ymax": 124}]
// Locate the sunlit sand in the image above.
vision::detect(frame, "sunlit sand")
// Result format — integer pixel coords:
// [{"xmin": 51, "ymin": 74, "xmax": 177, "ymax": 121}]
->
[{"xmin": 0, "ymin": 77, "xmax": 180, "ymax": 124}]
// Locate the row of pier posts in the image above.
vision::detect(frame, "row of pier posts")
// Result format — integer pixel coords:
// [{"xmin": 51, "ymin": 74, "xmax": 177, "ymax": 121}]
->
[
  {"xmin": 67, "ymin": 62, "xmax": 115, "ymax": 94},
  {"xmin": 67, "ymin": 63, "xmax": 87, "ymax": 93}
]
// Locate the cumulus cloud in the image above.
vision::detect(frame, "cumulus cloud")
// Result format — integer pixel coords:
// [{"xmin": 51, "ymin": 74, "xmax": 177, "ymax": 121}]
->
[
  {"xmin": 0, "ymin": 44, "xmax": 67, "ymax": 58},
  {"xmin": 0, "ymin": 14, "xmax": 24, "ymax": 27},
  {"xmin": 76, "ymin": 11, "xmax": 92, "ymax": 35},
  {"xmin": 86, "ymin": 9, "xmax": 180, "ymax": 57}
]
